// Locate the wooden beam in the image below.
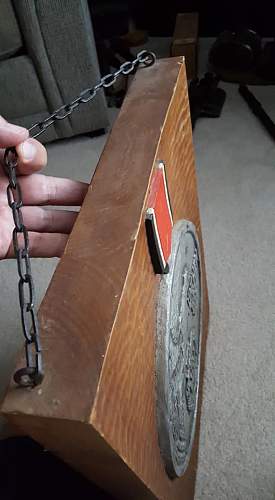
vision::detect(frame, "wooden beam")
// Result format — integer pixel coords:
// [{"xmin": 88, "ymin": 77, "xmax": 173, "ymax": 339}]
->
[{"xmin": 2, "ymin": 57, "xmax": 209, "ymax": 500}]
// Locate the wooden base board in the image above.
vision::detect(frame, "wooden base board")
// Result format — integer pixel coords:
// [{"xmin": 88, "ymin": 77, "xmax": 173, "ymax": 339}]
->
[{"xmin": 2, "ymin": 57, "xmax": 209, "ymax": 500}]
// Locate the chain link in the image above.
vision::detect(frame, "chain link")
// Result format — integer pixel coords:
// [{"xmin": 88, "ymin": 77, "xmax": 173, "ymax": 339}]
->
[
  {"xmin": 28, "ymin": 50, "xmax": 156, "ymax": 139},
  {"xmin": 4, "ymin": 50, "xmax": 156, "ymax": 387},
  {"xmin": 4, "ymin": 147, "xmax": 43, "ymax": 387}
]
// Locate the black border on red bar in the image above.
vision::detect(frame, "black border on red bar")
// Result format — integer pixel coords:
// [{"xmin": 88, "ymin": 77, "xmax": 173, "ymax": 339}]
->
[{"xmin": 145, "ymin": 212, "xmax": 170, "ymax": 275}]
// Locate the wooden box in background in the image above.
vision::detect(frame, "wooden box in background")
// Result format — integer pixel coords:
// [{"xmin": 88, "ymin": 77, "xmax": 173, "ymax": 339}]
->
[{"xmin": 171, "ymin": 13, "xmax": 199, "ymax": 79}]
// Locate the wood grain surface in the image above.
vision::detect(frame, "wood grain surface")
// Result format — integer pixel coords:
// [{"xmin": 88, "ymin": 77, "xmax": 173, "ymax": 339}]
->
[{"xmin": 2, "ymin": 58, "xmax": 209, "ymax": 500}]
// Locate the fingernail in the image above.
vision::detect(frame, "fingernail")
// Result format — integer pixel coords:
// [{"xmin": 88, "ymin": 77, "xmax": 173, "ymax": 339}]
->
[{"xmin": 20, "ymin": 140, "xmax": 36, "ymax": 161}]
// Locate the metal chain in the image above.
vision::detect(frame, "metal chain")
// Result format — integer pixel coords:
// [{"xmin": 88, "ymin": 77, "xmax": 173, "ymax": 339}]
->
[
  {"xmin": 4, "ymin": 147, "xmax": 43, "ymax": 387},
  {"xmin": 3, "ymin": 50, "xmax": 156, "ymax": 388},
  {"xmin": 29, "ymin": 50, "xmax": 156, "ymax": 139}
]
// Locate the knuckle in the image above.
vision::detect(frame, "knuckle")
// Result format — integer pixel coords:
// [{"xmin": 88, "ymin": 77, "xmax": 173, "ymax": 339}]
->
[
  {"xmin": 44, "ymin": 176, "xmax": 56, "ymax": 204},
  {"xmin": 44, "ymin": 208, "xmax": 54, "ymax": 231},
  {"xmin": 33, "ymin": 231, "xmax": 42, "ymax": 253}
]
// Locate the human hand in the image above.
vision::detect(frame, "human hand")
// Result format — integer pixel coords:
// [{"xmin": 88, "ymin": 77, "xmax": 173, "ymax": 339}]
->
[{"xmin": 0, "ymin": 117, "xmax": 88, "ymax": 259}]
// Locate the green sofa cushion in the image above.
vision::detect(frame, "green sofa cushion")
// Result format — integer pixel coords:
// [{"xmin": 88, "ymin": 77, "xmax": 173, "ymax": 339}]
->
[{"xmin": 0, "ymin": 0, "xmax": 23, "ymax": 61}]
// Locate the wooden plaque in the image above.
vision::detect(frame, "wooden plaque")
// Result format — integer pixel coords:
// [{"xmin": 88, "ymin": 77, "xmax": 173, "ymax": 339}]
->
[{"xmin": 2, "ymin": 58, "xmax": 209, "ymax": 500}]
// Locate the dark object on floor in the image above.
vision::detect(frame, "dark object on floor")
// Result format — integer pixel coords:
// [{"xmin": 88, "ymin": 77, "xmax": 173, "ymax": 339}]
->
[
  {"xmin": 120, "ymin": 29, "xmax": 148, "ymax": 47},
  {"xmin": 239, "ymin": 85, "xmax": 275, "ymax": 140},
  {"xmin": 93, "ymin": 37, "xmax": 135, "ymax": 108},
  {"xmin": 0, "ymin": 437, "xmax": 113, "ymax": 500},
  {"xmin": 256, "ymin": 40, "xmax": 275, "ymax": 81},
  {"xmin": 90, "ymin": 1, "xmax": 130, "ymax": 39},
  {"xmin": 188, "ymin": 73, "xmax": 226, "ymax": 128},
  {"xmin": 171, "ymin": 12, "xmax": 199, "ymax": 79},
  {"xmin": 209, "ymin": 29, "xmax": 275, "ymax": 85},
  {"xmin": 209, "ymin": 29, "xmax": 261, "ymax": 72},
  {"xmin": 90, "ymin": 0, "xmax": 148, "ymax": 108}
]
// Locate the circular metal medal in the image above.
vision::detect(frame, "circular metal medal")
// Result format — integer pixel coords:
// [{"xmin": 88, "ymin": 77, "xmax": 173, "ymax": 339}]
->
[{"xmin": 156, "ymin": 220, "xmax": 202, "ymax": 478}]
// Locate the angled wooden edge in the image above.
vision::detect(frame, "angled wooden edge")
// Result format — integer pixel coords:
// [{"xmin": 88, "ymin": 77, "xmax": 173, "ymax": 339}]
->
[
  {"xmin": 2, "ymin": 57, "xmax": 187, "ymax": 421},
  {"xmin": 88, "ymin": 58, "xmax": 209, "ymax": 499}
]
